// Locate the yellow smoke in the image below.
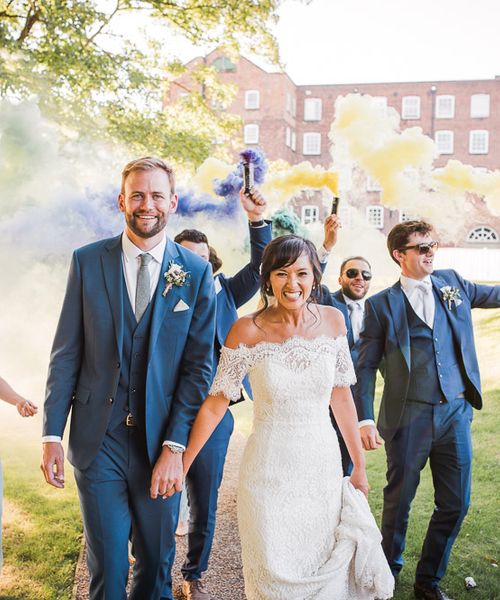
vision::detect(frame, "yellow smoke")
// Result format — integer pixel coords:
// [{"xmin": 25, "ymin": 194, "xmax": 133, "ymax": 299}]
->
[
  {"xmin": 190, "ymin": 157, "xmax": 233, "ymax": 196},
  {"xmin": 331, "ymin": 93, "xmax": 436, "ymax": 208},
  {"xmin": 432, "ymin": 160, "xmax": 500, "ymax": 215}
]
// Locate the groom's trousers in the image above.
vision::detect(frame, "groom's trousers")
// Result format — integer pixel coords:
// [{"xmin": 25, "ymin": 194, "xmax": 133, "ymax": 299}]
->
[
  {"xmin": 381, "ymin": 396, "xmax": 472, "ymax": 588},
  {"xmin": 74, "ymin": 422, "xmax": 180, "ymax": 600}
]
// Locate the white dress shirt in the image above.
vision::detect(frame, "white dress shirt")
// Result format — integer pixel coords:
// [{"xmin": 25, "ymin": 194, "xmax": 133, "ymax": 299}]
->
[{"xmin": 343, "ymin": 294, "xmax": 366, "ymax": 344}]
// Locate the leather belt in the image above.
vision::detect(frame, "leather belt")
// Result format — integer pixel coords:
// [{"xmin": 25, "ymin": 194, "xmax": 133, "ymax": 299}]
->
[{"xmin": 125, "ymin": 413, "xmax": 137, "ymax": 427}]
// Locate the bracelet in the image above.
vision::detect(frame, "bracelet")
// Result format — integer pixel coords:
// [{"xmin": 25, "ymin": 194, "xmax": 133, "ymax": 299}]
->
[{"xmin": 165, "ymin": 442, "xmax": 185, "ymax": 454}]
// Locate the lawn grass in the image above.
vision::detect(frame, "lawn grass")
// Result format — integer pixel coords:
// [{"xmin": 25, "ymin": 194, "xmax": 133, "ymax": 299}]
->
[{"xmin": 0, "ymin": 309, "xmax": 498, "ymax": 599}]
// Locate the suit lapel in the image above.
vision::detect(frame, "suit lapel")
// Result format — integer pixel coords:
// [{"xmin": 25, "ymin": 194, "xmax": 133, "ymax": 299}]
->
[
  {"xmin": 148, "ymin": 238, "xmax": 182, "ymax": 360},
  {"xmin": 101, "ymin": 235, "xmax": 125, "ymax": 359},
  {"xmin": 388, "ymin": 281, "xmax": 411, "ymax": 369},
  {"xmin": 431, "ymin": 273, "xmax": 464, "ymax": 342}
]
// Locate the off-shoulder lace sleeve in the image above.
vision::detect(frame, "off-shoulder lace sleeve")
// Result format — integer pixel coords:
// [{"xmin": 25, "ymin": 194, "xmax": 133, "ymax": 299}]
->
[
  {"xmin": 209, "ymin": 345, "xmax": 248, "ymax": 402},
  {"xmin": 333, "ymin": 336, "xmax": 357, "ymax": 388}
]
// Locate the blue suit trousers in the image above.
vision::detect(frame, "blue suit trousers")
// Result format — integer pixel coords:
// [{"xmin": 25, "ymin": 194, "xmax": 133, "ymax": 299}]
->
[{"xmin": 74, "ymin": 423, "xmax": 180, "ymax": 600}]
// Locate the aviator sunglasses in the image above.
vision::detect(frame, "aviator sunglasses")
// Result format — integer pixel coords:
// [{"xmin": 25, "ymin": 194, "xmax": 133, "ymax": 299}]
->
[
  {"xmin": 399, "ymin": 241, "xmax": 439, "ymax": 255},
  {"xmin": 344, "ymin": 268, "xmax": 372, "ymax": 281}
]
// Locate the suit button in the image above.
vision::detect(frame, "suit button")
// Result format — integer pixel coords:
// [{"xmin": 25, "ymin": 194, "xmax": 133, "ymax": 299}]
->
[
  {"xmin": 109, "ymin": 397, "xmax": 114, "ymax": 404},
  {"xmin": 116, "ymin": 362, "xmax": 120, "ymax": 368},
  {"xmin": 439, "ymin": 374, "xmax": 443, "ymax": 378},
  {"xmin": 131, "ymin": 388, "xmax": 136, "ymax": 393}
]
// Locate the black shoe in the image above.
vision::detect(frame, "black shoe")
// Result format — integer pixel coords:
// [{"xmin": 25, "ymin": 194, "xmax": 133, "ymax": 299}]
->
[{"xmin": 413, "ymin": 582, "xmax": 453, "ymax": 600}]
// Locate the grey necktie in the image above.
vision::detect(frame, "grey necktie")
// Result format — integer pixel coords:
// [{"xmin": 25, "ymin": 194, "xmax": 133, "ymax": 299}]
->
[
  {"xmin": 348, "ymin": 301, "xmax": 363, "ymax": 343},
  {"xmin": 414, "ymin": 282, "xmax": 434, "ymax": 328},
  {"xmin": 135, "ymin": 253, "xmax": 153, "ymax": 321}
]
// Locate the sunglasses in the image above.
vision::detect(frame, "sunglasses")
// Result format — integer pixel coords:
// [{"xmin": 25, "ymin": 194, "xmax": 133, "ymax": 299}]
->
[
  {"xmin": 344, "ymin": 268, "xmax": 372, "ymax": 281},
  {"xmin": 399, "ymin": 241, "xmax": 439, "ymax": 255}
]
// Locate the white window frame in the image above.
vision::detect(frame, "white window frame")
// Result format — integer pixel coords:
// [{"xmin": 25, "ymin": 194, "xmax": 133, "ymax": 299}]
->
[
  {"xmin": 469, "ymin": 130, "xmax": 489, "ymax": 154},
  {"xmin": 435, "ymin": 130, "xmax": 454, "ymax": 154},
  {"xmin": 366, "ymin": 206, "xmax": 384, "ymax": 229},
  {"xmin": 301, "ymin": 205, "xmax": 319, "ymax": 225},
  {"xmin": 399, "ymin": 209, "xmax": 416, "ymax": 223},
  {"xmin": 244, "ymin": 124, "xmax": 259, "ymax": 144},
  {"xmin": 304, "ymin": 98, "xmax": 322, "ymax": 121},
  {"xmin": 291, "ymin": 130, "xmax": 296, "ymax": 152},
  {"xmin": 467, "ymin": 226, "xmax": 498, "ymax": 243},
  {"xmin": 366, "ymin": 175, "xmax": 382, "ymax": 192},
  {"xmin": 244, "ymin": 90, "xmax": 260, "ymax": 110},
  {"xmin": 435, "ymin": 95, "xmax": 455, "ymax": 119},
  {"xmin": 303, "ymin": 132, "xmax": 321, "ymax": 155},
  {"xmin": 470, "ymin": 94, "xmax": 490, "ymax": 118},
  {"xmin": 285, "ymin": 126, "xmax": 291, "ymax": 147},
  {"xmin": 402, "ymin": 96, "xmax": 421, "ymax": 120}
]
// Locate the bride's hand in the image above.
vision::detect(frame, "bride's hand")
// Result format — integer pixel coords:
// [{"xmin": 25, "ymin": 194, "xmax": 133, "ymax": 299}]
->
[{"xmin": 349, "ymin": 466, "xmax": 369, "ymax": 498}]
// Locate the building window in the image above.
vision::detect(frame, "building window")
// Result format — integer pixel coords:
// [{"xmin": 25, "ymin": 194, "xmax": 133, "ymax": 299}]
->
[
  {"xmin": 301, "ymin": 205, "xmax": 319, "ymax": 224},
  {"xmin": 285, "ymin": 126, "xmax": 291, "ymax": 147},
  {"xmin": 435, "ymin": 95, "xmax": 455, "ymax": 118},
  {"xmin": 291, "ymin": 130, "xmax": 296, "ymax": 151},
  {"xmin": 467, "ymin": 226, "xmax": 498, "ymax": 242},
  {"xmin": 212, "ymin": 56, "xmax": 236, "ymax": 72},
  {"xmin": 245, "ymin": 90, "xmax": 260, "ymax": 110},
  {"xmin": 303, "ymin": 132, "xmax": 321, "ymax": 155},
  {"xmin": 470, "ymin": 94, "xmax": 490, "ymax": 118},
  {"xmin": 435, "ymin": 130, "xmax": 454, "ymax": 154},
  {"xmin": 402, "ymin": 96, "xmax": 421, "ymax": 119},
  {"xmin": 366, "ymin": 176, "xmax": 382, "ymax": 192},
  {"xmin": 469, "ymin": 130, "xmax": 489, "ymax": 154},
  {"xmin": 244, "ymin": 124, "xmax": 259, "ymax": 144},
  {"xmin": 399, "ymin": 209, "xmax": 416, "ymax": 222},
  {"xmin": 286, "ymin": 92, "xmax": 297, "ymax": 116},
  {"xmin": 304, "ymin": 98, "xmax": 322, "ymax": 121},
  {"xmin": 366, "ymin": 206, "xmax": 384, "ymax": 228}
]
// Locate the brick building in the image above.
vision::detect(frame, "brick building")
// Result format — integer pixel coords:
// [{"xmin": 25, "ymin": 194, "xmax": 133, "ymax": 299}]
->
[{"xmin": 167, "ymin": 50, "xmax": 500, "ymax": 248}]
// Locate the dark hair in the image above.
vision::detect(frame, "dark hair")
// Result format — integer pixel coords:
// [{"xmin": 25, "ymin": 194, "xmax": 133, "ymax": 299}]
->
[
  {"xmin": 174, "ymin": 229, "xmax": 223, "ymax": 273},
  {"xmin": 387, "ymin": 220, "xmax": 433, "ymax": 264},
  {"xmin": 339, "ymin": 255, "xmax": 371, "ymax": 275},
  {"xmin": 256, "ymin": 235, "xmax": 322, "ymax": 317},
  {"xmin": 121, "ymin": 156, "xmax": 175, "ymax": 195}
]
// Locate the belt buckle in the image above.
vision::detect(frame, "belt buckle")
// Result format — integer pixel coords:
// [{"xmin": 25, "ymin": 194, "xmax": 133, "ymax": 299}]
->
[{"xmin": 125, "ymin": 413, "xmax": 135, "ymax": 427}]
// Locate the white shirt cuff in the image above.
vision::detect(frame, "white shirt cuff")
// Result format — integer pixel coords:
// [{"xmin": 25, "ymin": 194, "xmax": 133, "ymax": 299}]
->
[
  {"xmin": 42, "ymin": 435, "xmax": 62, "ymax": 443},
  {"xmin": 317, "ymin": 245, "xmax": 331, "ymax": 263},
  {"xmin": 358, "ymin": 419, "xmax": 376, "ymax": 428},
  {"xmin": 162, "ymin": 440, "xmax": 186, "ymax": 451}
]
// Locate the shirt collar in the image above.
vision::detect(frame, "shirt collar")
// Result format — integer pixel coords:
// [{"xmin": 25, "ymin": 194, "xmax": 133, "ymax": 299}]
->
[
  {"xmin": 400, "ymin": 274, "xmax": 432, "ymax": 295},
  {"xmin": 121, "ymin": 231, "xmax": 167, "ymax": 264},
  {"xmin": 342, "ymin": 293, "xmax": 365, "ymax": 308}
]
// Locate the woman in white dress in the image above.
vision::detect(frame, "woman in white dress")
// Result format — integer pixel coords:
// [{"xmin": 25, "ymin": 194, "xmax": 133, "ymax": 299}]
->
[{"xmin": 181, "ymin": 235, "xmax": 394, "ymax": 600}]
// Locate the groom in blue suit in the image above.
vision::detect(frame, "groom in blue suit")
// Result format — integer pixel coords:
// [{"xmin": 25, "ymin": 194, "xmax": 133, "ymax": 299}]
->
[
  {"xmin": 173, "ymin": 188, "xmax": 271, "ymax": 600},
  {"xmin": 354, "ymin": 220, "xmax": 500, "ymax": 600},
  {"xmin": 41, "ymin": 157, "xmax": 216, "ymax": 600}
]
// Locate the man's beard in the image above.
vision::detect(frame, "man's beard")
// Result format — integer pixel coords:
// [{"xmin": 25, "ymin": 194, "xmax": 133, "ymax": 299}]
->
[{"xmin": 126, "ymin": 212, "xmax": 166, "ymax": 239}]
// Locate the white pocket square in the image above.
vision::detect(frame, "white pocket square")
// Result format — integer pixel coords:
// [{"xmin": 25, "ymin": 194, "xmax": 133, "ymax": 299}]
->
[{"xmin": 173, "ymin": 299, "xmax": 190, "ymax": 312}]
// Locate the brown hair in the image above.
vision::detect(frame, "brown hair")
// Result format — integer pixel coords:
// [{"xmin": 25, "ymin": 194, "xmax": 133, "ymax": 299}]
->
[
  {"xmin": 256, "ymin": 235, "xmax": 322, "ymax": 315},
  {"xmin": 174, "ymin": 229, "xmax": 223, "ymax": 273},
  {"xmin": 121, "ymin": 156, "xmax": 176, "ymax": 195},
  {"xmin": 387, "ymin": 220, "xmax": 433, "ymax": 264}
]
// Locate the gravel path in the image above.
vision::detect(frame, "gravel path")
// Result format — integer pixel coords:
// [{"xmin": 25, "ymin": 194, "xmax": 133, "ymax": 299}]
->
[{"xmin": 72, "ymin": 432, "xmax": 246, "ymax": 600}]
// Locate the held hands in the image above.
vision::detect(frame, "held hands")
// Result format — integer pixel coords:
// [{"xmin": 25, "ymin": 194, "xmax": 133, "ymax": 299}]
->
[
  {"xmin": 150, "ymin": 446, "xmax": 183, "ymax": 500},
  {"xmin": 16, "ymin": 398, "xmax": 38, "ymax": 417},
  {"xmin": 41, "ymin": 442, "xmax": 65, "ymax": 488},
  {"xmin": 240, "ymin": 187, "xmax": 267, "ymax": 222},
  {"xmin": 322, "ymin": 214, "xmax": 341, "ymax": 251},
  {"xmin": 360, "ymin": 425, "xmax": 383, "ymax": 451}
]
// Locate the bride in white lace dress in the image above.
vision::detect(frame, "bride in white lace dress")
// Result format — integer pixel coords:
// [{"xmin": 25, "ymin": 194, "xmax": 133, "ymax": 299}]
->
[{"xmin": 182, "ymin": 235, "xmax": 394, "ymax": 600}]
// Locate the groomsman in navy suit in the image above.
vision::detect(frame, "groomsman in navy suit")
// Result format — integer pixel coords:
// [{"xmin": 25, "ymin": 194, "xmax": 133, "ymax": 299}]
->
[
  {"xmin": 353, "ymin": 220, "xmax": 500, "ymax": 600},
  {"xmin": 174, "ymin": 188, "xmax": 271, "ymax": 600},
  {"xmin": 41, "ymin": 157, "xmax": 216, "ymax": 600},
  {"xmin": 319, "ymin": 253, "xmax": 372, "ymax": 475}
]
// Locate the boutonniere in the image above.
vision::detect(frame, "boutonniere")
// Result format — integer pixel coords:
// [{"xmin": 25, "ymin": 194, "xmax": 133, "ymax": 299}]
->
[
  {"xmin": 440, "ymin": 286, "xmax": 462, "ymax": 310},
  {"xmin": 163, "ymin": 261, "xmax": 190, "ymax": 297}
]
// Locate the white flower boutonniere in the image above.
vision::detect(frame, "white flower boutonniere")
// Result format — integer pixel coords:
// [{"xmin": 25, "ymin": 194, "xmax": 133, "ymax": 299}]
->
[
  {"xmin": 163, "ymin": 261, "xmax": 190, "ymax": 297},
  {"xmin": 440, "ymin": 286, "xmax": 462, "ymax": 310}
]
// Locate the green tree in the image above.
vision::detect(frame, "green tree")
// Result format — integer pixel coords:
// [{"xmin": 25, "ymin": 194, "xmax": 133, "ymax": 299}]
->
[{"xmin": 0, "ymin": 0, "xmax": 283, "ymax": 167}]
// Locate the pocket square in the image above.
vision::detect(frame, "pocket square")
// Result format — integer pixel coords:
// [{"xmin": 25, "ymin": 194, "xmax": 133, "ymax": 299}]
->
[{"xmin": 173, "ymin": 299, "xmax": 190, "ymax": 312}]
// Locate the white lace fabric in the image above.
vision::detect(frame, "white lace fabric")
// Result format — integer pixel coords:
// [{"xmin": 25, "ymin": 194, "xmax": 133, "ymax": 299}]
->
[{"xmin": 210, "ymin": 336, "xmax": 393, "ymax": 600}]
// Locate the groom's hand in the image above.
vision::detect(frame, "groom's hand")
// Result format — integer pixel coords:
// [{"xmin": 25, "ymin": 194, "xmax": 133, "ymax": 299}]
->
[
  {"xmin": 41, "ymin": 442, "xmax": 65, "ymax": 488},
  {"xmin": 360, "ymin": 425, "xmax": 383, "ymax": 451},
  {"xmin": 150, "ymin": 447, "xmax": 183, "ymax": 500}
]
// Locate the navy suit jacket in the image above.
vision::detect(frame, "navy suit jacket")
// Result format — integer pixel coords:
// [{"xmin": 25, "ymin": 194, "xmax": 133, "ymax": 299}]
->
[
  {"xmin": 353, "ymin": 269, "xmax": 500, "ymax": 441},
  {"xmin": 213, "ymin": 221, "xmax": 272, "ymax": 398},
  {"xmin": 318, "ymin": 286, "xmax": 355, "ymax": 348},
  {"xmin": 43, "ymin": 235, "xmax": 216, "ymax": 470}
]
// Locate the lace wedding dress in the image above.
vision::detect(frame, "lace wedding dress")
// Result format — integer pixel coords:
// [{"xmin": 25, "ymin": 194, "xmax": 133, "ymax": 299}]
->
[{"xmin": 210, "ymin": 335, "xmax": 394, "ymax": 600}]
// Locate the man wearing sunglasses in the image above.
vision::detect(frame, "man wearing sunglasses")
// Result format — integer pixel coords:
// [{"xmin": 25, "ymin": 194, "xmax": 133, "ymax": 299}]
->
[{"xmin": 353, "ymin": 220, "xmax": 500, "ymax": 600}]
